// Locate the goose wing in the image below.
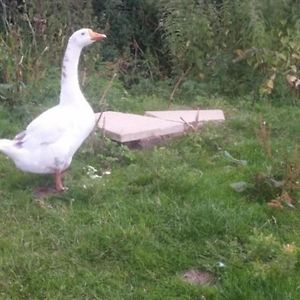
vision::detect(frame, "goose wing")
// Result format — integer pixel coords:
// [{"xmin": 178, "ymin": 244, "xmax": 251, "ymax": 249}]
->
[{"xmin": 16, "ymin": 106, "xmax": 74, "ymax": 147}]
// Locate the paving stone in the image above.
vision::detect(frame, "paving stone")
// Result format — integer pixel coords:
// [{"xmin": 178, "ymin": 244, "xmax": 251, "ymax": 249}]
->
[
  {"xmin": 96, "ymin": 111, "xmax": 185, "ymax": 143},
  {"xmin": 145, "ymin": 109, "xmax": 225, "ymax": 125}
]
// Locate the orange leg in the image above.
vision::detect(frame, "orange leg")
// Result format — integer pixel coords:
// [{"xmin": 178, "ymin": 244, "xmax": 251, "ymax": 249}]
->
[{"xmin": 54, "ymin": 170, "xmax": 65, "ymax": 192}]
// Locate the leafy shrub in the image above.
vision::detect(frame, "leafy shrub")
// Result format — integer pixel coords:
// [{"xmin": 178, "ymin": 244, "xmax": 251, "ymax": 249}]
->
[{"xmin": 159, "ymin": 0, "xmax": 300, "ymax": 100}]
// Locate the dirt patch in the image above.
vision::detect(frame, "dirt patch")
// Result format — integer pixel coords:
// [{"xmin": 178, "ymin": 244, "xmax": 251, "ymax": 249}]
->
[{"xmin": 181, "ymin": 269, "xmax": 216, "ymax": 285}]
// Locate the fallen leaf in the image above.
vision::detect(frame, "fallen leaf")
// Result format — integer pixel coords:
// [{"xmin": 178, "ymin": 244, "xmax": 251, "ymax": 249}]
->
[
  {"xmin": 283, "ymin": 243, "xmax": 296, "ymax": 254},
  {"xmin": 280, "ymin": 191, "xmax": 293, "ymax": 204},
  {"xmin": 267, "ymin": 199, "xmax": 284, "ymax": 209},
  {"xmin": 268, "ymin": 191, "xmax": 295, "ymax": 209},
  {"xmin": 224, "ymin": 150, "xmax": 247, "ymax": 166},
  {"xmin": 270, "ymin": 178, "xmax": 285, "ymax": 188},
  {"xmin": 230, "ymin": 181, "xmax": 249, "ymax": 192}
]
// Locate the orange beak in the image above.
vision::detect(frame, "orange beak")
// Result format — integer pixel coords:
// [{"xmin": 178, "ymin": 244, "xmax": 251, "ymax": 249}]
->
[{"xmin": 89, "ymin": 30, "xmax": 107, "ymax": 41}]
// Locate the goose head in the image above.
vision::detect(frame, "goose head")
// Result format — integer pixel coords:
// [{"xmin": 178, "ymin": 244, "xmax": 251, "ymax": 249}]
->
[{"xmin": 68, "ymin": 28, "xmax": 107, "ymax": 48}]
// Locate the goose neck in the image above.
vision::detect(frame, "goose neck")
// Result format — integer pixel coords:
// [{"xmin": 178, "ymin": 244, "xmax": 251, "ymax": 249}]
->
[{"xmin": 60, "ymin": 43, "xmax": 83, "ymax": 101}]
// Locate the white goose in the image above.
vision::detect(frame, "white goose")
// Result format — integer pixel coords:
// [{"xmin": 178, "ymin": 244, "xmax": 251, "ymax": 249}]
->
[{"xmin": 0, "ymin": 28, "xmax": 106, "ymax": 192}]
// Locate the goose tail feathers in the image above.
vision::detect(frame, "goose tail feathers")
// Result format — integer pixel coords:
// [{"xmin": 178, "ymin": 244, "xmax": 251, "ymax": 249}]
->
[{"xmin": 0, "ymin": 139, "xmax": 18, "ymax": 158}]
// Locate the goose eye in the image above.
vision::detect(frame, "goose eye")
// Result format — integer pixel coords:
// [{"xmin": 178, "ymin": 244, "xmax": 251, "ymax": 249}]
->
[{"xmin": 81, "ymin": 32, "xmax": 85, "ymax": 36}]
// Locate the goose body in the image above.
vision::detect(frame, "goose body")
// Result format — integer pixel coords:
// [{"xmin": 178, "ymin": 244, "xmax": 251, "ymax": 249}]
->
[{"xmin": 0, "ymin": 28, "xmax": 106, "ymax": 191}]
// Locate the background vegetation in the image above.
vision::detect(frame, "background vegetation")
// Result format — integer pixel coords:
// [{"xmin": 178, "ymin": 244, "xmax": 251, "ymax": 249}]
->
[
  {"xmin": 0, "ymin": 1, "xmax": 300, "ymax": 299},
  {"xmin": 1, "ymin": 0, "xmax": 300, "ymax": 104}
]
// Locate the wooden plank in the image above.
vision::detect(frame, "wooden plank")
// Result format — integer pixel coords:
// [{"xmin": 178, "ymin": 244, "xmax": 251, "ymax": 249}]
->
[
  {"xmin": 96, "ymin": 111, "xmax": 185, "ymax": 143},
  {"xmin": 145, "ymin": 110, "xmax": 225, "ymax": 125}
]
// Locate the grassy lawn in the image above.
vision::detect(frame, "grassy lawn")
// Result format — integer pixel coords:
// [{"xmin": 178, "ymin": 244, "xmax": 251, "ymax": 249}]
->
[{"xmin": 0, "ymin": 78, "xmax": 300, "ymax": 299}]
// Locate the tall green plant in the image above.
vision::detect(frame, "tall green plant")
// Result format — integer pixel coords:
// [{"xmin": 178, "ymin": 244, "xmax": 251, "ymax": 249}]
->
[
  {"xmin": 0, "ymin": 0, "xmax": 96, "ymax": 104},
  {"xmin": 93, "ymin": 0, "xmax": 168, "ymax": 84},
  {"xmin": 160, "ymin": 0, "xmax": 214, "ymax": 75}
]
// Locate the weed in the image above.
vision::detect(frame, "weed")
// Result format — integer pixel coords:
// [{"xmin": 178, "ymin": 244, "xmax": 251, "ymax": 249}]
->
[
  {"xmin": 239, "ymin": 116, "xmax": 300, "ymax": 208},
  {"xmin": 255, "ymin": 116, "xmax": 272, "ymax": 158}
]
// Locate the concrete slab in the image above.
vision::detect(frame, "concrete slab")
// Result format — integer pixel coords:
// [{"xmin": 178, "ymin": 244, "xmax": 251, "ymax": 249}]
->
[
  {"xmin": 145, "ymin": 110, "xmax": 225, "ymax": 125},
  {"xmin": 96, "ymin": 111, "xmax": 185, "ymax": 143}
]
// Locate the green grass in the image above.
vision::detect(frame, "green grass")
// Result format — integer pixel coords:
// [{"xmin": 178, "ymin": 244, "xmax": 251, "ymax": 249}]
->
[{"xmin": 0, "ymin": 76, "xmax": 300, "ymax": 299}]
